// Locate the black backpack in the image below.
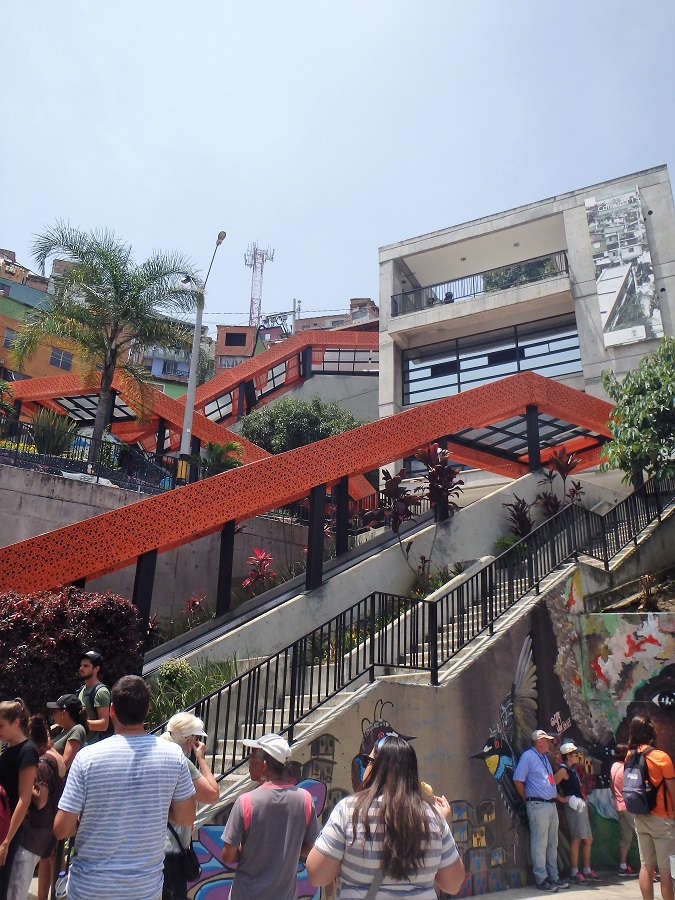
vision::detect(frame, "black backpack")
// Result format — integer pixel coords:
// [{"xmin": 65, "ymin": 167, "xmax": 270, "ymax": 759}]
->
[{"xmin": 622, "ymin": 747, "xmax": 662, "ymax": 815}]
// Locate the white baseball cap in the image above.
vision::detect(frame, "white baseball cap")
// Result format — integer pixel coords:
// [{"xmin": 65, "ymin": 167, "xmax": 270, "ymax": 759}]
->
[{"xmin": 242, "ymin": 733, "xmax": 292, "ymax": 765}]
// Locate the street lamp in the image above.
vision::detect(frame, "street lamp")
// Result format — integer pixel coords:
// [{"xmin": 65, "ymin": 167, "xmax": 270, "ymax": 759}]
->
[{"xmin": 177, "ymin": 230, "xmax": 226, "ymax": 481}]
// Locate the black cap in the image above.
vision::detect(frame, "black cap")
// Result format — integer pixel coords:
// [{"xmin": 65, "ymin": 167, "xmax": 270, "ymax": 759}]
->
[
  {"xmin": 81, "ymin": 650, "xmax": 104, "ymax": 668},
  {"xmin": 46, "ymin": 694, "xmax": 83, "ymax": 717}
]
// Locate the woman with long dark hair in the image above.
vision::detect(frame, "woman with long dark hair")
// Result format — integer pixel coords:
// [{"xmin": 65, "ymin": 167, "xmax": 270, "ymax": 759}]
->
[
  {"xmin": 306, "ymin": 735, "xmax": 465, "ymax": 897},
  {"xmin": 0, "ymin": 700, "xmax": 39, "ymax": 900}
]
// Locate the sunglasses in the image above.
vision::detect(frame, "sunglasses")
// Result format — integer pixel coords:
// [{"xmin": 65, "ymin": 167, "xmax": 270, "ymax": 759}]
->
[{"xmin": 357, "ymin": 753, "xmax": 374, "ymax": 768}]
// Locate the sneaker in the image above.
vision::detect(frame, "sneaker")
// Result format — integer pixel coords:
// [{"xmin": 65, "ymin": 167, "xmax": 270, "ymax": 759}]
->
[
  {"xmin": 569, "ymin": 872, "xmax": 587, "ymax": 884},
  {"xmin": 552, "ymin": 879, "xmax": 570, "ymax": 889},
  {"xmin": 618, "ymin": 866, "xmax": 638, "ymax": 877},
  {"xmin": 583, "ymin": 870, "xmax": 602, "ymax": 882},
  {"xmin": 536, "ymin": 881, "xmax": 558, "ymax": 892}
]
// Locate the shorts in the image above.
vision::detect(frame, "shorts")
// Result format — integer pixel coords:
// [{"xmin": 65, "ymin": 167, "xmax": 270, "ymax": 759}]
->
[
  {"xmin": 563, "ymin": 801, "xmax": 592, "ymax": 840},
  {"xmin": 634, "ymin": 814, "xmax": 675, "ymax": 872},
  {"xmin": 618, "ymin": 809, "xmax": 636, "ymax": 851}
]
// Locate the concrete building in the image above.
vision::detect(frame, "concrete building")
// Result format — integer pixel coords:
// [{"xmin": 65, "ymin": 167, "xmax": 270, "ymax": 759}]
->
[
  {"xmin": 378, "ymin": 165, "xmax": 675, "ymax": 419},
  {"xmin": 215, "ymin": 325, "xmax": 266, "ymax": 372},
  {"xmin": 293, "ymin": 298, "xmax": 378, "ymax": 333}
]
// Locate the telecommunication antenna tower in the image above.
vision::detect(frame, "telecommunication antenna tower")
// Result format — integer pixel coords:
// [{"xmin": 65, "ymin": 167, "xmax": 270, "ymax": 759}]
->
[{"xmin": 244, "ymin": 241, "xmax": 274, "ymax": 328}]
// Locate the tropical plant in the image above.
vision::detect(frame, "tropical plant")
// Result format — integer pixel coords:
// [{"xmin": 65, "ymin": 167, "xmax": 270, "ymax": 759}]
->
[
  {"xmin": 239, "ymin": 394, "xmax": 361, "ymax": 454},
  {"xmin": 363, "ymin": 467, "xmax": 419, "ymax": 534},
  {"xmin": 545, "ymin": 447, "xmax": 580, "ymax": 497},
  {"xmin": 146, "ymin": 655, "xmax": 239, "ymax": 731},
  {"xmin": 191, "ymin": 440, "xmax": 242, "ymax": 479},
  {"xmin": 242, "ymin": 547, "xmax": 277, "ymax": 594},
  {"xmin": 414, "ymin": 443, "xmax": 464, "ymax": 522},
  {"xmin": 31, "ymin": 408, "xmax": 79, "ymax": 456},
  {"xmin": 13, "ymin": 223, "xmax": 200, "ymax": 457},
  {"xmin": 601, "ymin": 338, "xmax": 675, "ymax": 483},
  {"xmin": 502, "ymin": 495, "xmax": 533, "ymax": 538},
  {"xmin": 0, "ymin": 380, "xmax": 14, "ymax": 417}
]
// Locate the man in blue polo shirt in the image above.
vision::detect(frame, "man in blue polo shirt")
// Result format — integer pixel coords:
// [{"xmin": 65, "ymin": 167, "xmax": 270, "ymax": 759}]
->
[{"xmin": 514, "ymin": 729, "xmax": 569, "ymax": 893}]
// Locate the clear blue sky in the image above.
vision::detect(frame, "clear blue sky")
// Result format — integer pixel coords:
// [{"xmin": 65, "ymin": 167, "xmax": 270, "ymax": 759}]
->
[{"xmin": 3, "ymin": 0, "xmax": 674, "ymax": 328}]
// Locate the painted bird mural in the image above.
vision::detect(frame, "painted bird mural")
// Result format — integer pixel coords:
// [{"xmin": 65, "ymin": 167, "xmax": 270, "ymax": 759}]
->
[{"xmin": 471, "ymin": 634, "xmax": 538, "ymax": 827}]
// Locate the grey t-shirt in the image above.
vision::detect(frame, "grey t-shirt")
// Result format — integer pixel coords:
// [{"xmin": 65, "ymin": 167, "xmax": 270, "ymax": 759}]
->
[
  {"xmin": 221, "ymin": 782, "xmax": 319, "ymax": 900},
  {"xmin": 78, "ymin": 683, "xmax": 111, "ymax": 745},
  {"xmin": 53, "ymin": 723, "xmax": 87, "ymax": 755}
]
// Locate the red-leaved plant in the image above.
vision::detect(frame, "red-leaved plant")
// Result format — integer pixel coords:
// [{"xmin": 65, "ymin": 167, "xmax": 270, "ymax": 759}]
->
[{"xmin": 242, "ymin": 547, "xmax": 277, "ymax": 594}]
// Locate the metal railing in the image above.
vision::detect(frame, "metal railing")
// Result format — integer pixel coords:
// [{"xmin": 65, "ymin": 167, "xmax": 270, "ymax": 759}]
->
[
  {"xmin": 391, "ymin": 250, "xmax": 569, "ymax": 317},
  {"xmin": 153, "ymin": 474, "xmax": 675, "ymax": 781},
  {"xmin": 0, "ymin": 417, "xmax": 178, "ymax": 494}
]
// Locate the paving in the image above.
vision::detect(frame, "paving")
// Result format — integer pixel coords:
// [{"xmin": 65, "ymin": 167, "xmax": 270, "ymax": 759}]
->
[{"xmin": 497, "ymin": 871, "xmax": 651, "ymax": 899}]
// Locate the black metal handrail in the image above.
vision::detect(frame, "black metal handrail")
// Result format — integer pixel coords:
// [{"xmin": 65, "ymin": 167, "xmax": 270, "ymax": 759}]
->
[
  {"xmin": 151, "ymin": 473, "xmax": 675, "ymax": 783},
  {"xmin": 391, "ymin": 250, "xmax": 569, "ymax": 317}
]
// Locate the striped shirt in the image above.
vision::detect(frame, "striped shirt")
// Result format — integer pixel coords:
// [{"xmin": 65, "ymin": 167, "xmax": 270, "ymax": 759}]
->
[
  {"xmin": 314, "ymin": 795, "xmax": 459, "ymax": 899},
  {"xmin": 58, "ymin": 733, "xmax": 195, "ymax": 900}
]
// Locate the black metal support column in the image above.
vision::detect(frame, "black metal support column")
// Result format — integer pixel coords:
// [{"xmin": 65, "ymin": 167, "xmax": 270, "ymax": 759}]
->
[
  {"xmin": 71, "ymin": 577, "xmax": 86, "ymax": 589},
  {"xmin": 305, "ymin": 483, "xmax": 327, "ymax": 591},
  {"xmin": 216, "ymin": 520, "xmax": 236, "ymax": 617},
  {"xmin": 525, "ymin": 404, "xmax": 541, "ymax": 472},
  {"xmin": 333, "ymin": 475, "xmax": 349, "ymax": 557},
  {"xmin": 104, "ymin": 389, "xmax": 118, "ymax": 430},
  {"xmin": 154, "ymin": 418, "xmax": 167, "ymax": 464},
  {"xmin": 301, "ymin": 346, "xmax": 313, "ymax": 380},
  {"xmin": 188, "ymin": 435, "xmax": 201, "ymax": 484},
  {"xmin": 132, "ymin": 549, "xmax": 157, "ymax": 640},
  {"xmin": 237, "ymin": 384, "xmax": 246, "ymax": 420}
]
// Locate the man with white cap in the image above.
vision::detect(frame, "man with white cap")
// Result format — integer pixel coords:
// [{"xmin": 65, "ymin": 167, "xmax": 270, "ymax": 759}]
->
[
  {"xmin": 221, "ymin": 733, "xmax": 319, "ymax": 900},
  {"xmin": 513, "ymin": 729, "xmax": 569, "ymax": 892}
]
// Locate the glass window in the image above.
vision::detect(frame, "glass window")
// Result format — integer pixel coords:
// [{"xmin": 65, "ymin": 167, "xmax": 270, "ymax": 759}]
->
[
  {"xmin": 3, "ymin": 328, "xmax": 15, "ymax": 349},
  {"xmin": 49, "ymin": 347, "xmax": 73, "ymax": 371}
]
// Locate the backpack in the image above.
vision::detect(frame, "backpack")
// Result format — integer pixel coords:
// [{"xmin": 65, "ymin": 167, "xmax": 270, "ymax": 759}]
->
[
  {"xmin": 622, "ymin": 747, "xmax": 662, "ymax": 815},
  {"xmin": 79, "ymin": 683, "xmax": 114, "ymax": 740},
  {"xmin": 0, "ymin": 784, "xmax": 10, "ymax": 844}
]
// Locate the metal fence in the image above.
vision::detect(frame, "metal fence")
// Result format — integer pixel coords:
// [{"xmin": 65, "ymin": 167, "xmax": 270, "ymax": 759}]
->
[
  {"xmin": 152, "ymin": 474, "xmax": 675, "ymax": 781},
  {"xmin": 391, "ymin": 250, "xmax": 569, "ymax": 317}
]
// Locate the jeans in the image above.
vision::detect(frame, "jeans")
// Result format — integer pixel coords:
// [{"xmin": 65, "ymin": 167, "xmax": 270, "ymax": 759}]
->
[
  {"xmin": 7, "ymin": 845, "xmax": 40, "ymax": 900},
  {"xmin": 526, "ymin": 800, "xmax": 559, "ymax": 885}
]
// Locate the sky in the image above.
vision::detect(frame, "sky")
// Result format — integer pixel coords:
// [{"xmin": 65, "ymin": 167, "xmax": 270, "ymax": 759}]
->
[{"xmin": 3, "ymin": 1, "xmax": 675, "ymax": 332}]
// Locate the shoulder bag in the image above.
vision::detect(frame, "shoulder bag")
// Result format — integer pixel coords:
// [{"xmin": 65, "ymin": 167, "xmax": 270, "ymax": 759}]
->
[{"xmin": 166, "ymin": 822, "xmax": 202, "ymax": 882}]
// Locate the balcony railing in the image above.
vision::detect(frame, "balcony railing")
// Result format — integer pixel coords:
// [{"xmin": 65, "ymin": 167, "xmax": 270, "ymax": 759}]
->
[{"xmin": 391, "ymin": 250, "xmax": 569, "ymax": 318}]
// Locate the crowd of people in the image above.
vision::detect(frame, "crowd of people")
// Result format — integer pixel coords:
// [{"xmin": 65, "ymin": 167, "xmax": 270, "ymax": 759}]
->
[{"xmin": 0, "ymin": 649, "xmax": 673, "ymax": 900}]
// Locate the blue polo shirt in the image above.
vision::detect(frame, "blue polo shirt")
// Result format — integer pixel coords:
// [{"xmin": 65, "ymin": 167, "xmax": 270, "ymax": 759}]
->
[{"xmin": 513, "ymin": 747, "xmax": 556, "ymax": 800}]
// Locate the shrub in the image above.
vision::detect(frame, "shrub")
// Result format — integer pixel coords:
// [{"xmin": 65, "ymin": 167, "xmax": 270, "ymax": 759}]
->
[
  {"xmin": 146, "ymin": 656, "xmax": 239, "ymax": 731},
  {"xmin": 0, "ymin": 588, "xmax": 144, "ymax": 713},
  {"xmin": 31, "ymin": 408, "xmax": 78, "ymax": 456}
]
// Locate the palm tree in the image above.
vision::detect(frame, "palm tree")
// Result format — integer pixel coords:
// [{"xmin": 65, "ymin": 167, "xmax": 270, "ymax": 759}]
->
[
  {"xmin": 13, "ymin": 223, "xmax": 201, "ymax": 455},
  {"xmin": 191, "ymin": 440, "xmax": 243, "ymax": 479}
]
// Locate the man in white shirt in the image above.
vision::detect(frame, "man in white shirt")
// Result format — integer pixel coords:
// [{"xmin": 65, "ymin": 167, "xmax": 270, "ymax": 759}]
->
[{"xmin": 55, "ymin": 675, "xmax": 196, "ymax": 900}]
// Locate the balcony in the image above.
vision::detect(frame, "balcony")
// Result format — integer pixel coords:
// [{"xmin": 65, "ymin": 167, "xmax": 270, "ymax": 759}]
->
[{"xmin": 391, "ymin": 250, "xmax": 569, "ymax": 318}]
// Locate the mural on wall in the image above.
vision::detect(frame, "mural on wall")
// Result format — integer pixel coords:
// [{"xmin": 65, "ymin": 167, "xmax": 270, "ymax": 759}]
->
[
  {"xmin": 471, "ymin": 635, "xmax": 537, "ymax": 827},
  {"xmin": 584, "ymin": 185, "xmax": 662, "ymax": 348}
]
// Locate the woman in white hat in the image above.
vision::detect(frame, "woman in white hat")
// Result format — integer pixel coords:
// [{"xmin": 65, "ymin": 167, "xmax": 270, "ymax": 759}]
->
[
  {"xmin": 161, "ymin": 712, "xmax": 219, "ymax": 900},
  {"xmin": 556, "ymin": 741, "xmax": 600, "ymax": 884}
]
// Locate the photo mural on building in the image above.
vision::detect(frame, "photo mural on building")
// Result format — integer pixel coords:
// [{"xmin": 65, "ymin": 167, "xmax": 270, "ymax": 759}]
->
[{"xmin": 585, "ymin": 185, "xmax": 662, "ymax": 348}]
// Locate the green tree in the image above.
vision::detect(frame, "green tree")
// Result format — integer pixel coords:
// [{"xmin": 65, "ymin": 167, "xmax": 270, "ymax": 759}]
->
[
  {"xmin": 240, "ymin": 394, "xmax": 362, "ymax": 454},
  {"xmin": 0, "ymin": 380, "xmax": 14, "ymax": 417},
  {"xmin": 13, "ymin": 223, "xmax": 200, "ymax": 455},
  {"xmin": 601, "ymin": 338, "xmax": 675, "ymax": 482},
  {"xmin": 483, "ymin": 256, "xmax": 557, "ymax": 293}
]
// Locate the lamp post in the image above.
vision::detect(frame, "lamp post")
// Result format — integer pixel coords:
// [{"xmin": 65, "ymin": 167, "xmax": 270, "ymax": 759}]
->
[{"xmin": 177, "ymin": 230, "xmax": 226, "ymax": 482}]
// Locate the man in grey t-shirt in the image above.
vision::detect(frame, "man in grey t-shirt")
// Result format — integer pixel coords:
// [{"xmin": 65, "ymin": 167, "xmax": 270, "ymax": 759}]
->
[{"xmin": 221, "ymin": 734, "xmax": 318, "ymax": 900}]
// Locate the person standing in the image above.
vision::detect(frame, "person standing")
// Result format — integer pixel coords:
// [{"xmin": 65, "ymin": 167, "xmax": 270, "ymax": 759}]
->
[
  {"xmin": 306, "ymin": 735, "xmax": 465, "ymax": 898},
  {"xmin": 161, "ymin": 713, "xmax": 219, "ymax": 900},
  {"xmin": 54, "ymin": 676, "xmax": 196, "ymax": 900},
  {"xmin": 0, "ymin": 701, "xmax": 39, "ymax": 900},
  {"xmin": 47, "ymin": 694, "xmax": 87, "ymax": 769},
  {"xmin": 221, "ymin": 734, "xmax": 319, "ymax": 900},
  {"xmin": 626, "ymin": 714, "xmax": 675, "ymax": 900},
  {"xmin": 610, "ymin": 743, "xmax": 638, "ymax": 877},
  {"xmin": 77, "ymin": 650, "xmax": 112, "ymax": 744},
  {"xmin": 7, "ymin": 716, "xmax": 65, "ymax": 900},
  {"xmin": 513, "ymin": 729, "xmax": 569, "ymax": 893},
  {"xmin": 556, "ymin": 741, "xmax": 599, "ymax": 884}
]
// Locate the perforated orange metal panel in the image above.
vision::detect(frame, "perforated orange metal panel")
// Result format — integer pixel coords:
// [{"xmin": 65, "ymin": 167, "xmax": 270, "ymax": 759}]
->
[{"xmin": 0, "ymin": 372, "xmax": 612, "ymax": 594}]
